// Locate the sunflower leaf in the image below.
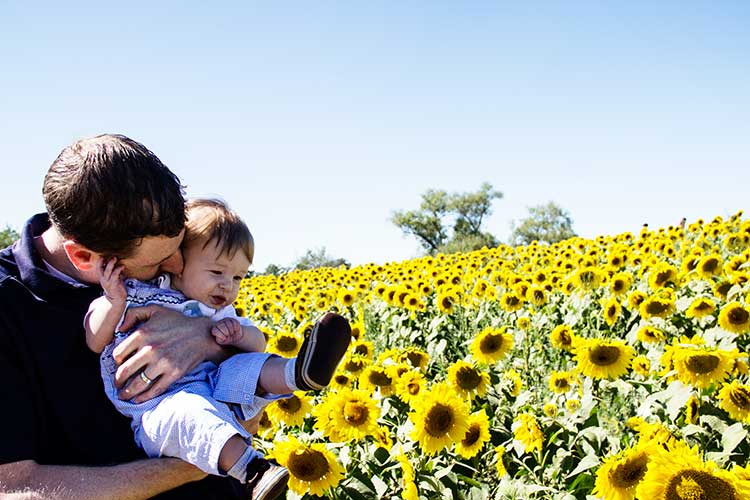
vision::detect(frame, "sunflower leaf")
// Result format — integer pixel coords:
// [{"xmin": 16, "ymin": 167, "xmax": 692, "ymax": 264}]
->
[
  {"xmin": 565, "ymin": 454, "xmax": 600, "ymax": 478},
  {"xmin": 721, "ymin": 422, "xmax": 747, "ymax": 454}
]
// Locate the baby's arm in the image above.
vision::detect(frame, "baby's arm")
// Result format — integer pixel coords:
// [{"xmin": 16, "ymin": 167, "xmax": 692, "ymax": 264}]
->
[
  {"xmin": 84, "ymin": 259, "xmax": 127, "ymax": 353},
  {"xmin": 211, "ymin": 318, "xmax": 267, "ymax": 352}
]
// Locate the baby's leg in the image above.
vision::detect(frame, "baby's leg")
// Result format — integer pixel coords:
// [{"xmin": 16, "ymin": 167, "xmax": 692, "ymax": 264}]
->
[{"xmin": 137, "ymin": 390, "xmax": 259, "ymax": 479}]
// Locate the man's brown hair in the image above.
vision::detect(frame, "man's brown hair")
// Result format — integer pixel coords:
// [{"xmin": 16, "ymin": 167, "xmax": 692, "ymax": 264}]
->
[
  {"xmin": 43, "ymin": 134, "xmax": 186, "ymax": 258},
  {"xmin": 184, "ymin": 198, "xmax": 254, "ymax": 263}
]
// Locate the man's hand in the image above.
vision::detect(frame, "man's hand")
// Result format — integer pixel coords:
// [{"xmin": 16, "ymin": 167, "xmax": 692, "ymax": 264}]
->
[
  {"xmin": 113, "ymin": 305, "xmax": 221, "ymax": 403},
  {"xmin": 211, "ymin": 318, "xmax": 244, "ymax": 346}
]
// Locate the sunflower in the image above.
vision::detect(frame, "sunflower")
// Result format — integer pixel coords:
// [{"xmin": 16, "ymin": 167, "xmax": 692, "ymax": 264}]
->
[
  {"xmin": 395, "ymin": 370, "xmax": 427, "ymax": 404},
  {"xmin": 455, "ymin": 410, "xmax": 491, "ymax": 459},
  {"xmin": 574, "ymin": 266, "xmax": 604, "ymax": 291},
  {"xmin": 593, "ymin": 445, "xmax": 650, "ymax": 500},
  {"xmin": 714, "ymin": 280, "xmax": 734, "ymax": 300},
  {"xmin": 697, "ymin": 254, "xmax": 723, "ymax": 279},
  {"xmin": 314, "ymin": 388, "xmax": 379, "ymax": 442},
  {"xmin": 265, "ymin": 392, "xmax": 312, "ymax": 427},
  {"xmin": 718, "ymin": 301, "xmax": 750, "ymax": 335},
  {"xmin": 395, "ymin": 451, "xmax": 418, "ymax": 500},
  {"xmin": 609, "ymin": 272, "xmax": 634, "ymax": 296},
  {"xmin": 603, "ymin": 297, "xmax": 623, "ymax": 326},
  {"xmin": 398, "ymin": 348, "xmax": 430, "ymax": 370},
  {"xmin": 351, "ymin": 340, "xmax": 375, "ymax": 360},
  {"xmin": 342, "ymin": 353, "xmax": 369, "ymax": 375},
  {"xmin": 504, "ymin": 368, "xmax": 523, "ymax": 397},
  {"xmin": 684, "ymin": 395, "xmax": 700, "ymax": 425},
  {"xmin": 550, "ymin": 324, "xmax": 577, "ymax": 351},
  {"xmin": 516, "ymin": 316, "xmax": 531, "ymax": 330},
  {"xmin": 349, "ymin": 320, "xmax": 364, "ymax": 340},
  {"xmin": 671, "ymin": 345, "xmax": 736, "ymax": 389},
  {"xmin": 512, "ymin": 413, "xmax": 543, "ymax": 453},
  {"xmin": 447, "ymin": 360, "xmax": 490, "ymax": 400},
  {"xmin": 527, "ymin": 286, "xmax": 547, "ymax": 306},
  {"xmin": 499, "ymin": 291, "xmax": 524, "ymax": 312},
  {"xmin": 359, "ymin": 365, "xmax": 395, "ymax": 396},
  {"xmin": 470, "ymin": 327, "xmax": 514, "ymax": 364},
  {"xmin": 718, "ymin": 380, "xmax": 750, "ymax": 423},
  {"xmin": 628, "ymin": 290, "xmax": 648, "ymax": 310},
  {"xmin": 271, "ymin": 436, "xmax": 345, "ymax": 497},
  {"xmin": 574, "ymin": 338, "xmax": 635, "ymax": 380},
  {"xmin": 267, "ymin": 330, "xmax": 302, "ymax": 358},
  {"xmin": 409, "ymin": 382, "xmax": 470, "ymax": 455},
  {"xmin": 330, "ymin": 371, "xmax": 353, "ymax": 391},
  {"xmin": 495, "ymin": 445, "xmax": 508, "ymax": 477},
  {"xmin": 566, "ymin": 398, "xmax": 581, "ymax": 412},
  {"xmin": 648, "ymin": 263, "xmax": 678, "ymax": 289},
  {"xmin": 637, "ymin": 325, "xmax": 666, "ymax": 344},
  {"xmin": 543, "ymin": 402, "xmax": 558, "ymax": 417},
  {"xmin": 548, "ymin": 371, "xmax": 576, "ymax": 394},
  {"xmin": 639, "ymin": 295, "xmax": 676, "ymax": 320},
  {"xmin": 635, "ymin": 441, "xmax": 750, "ymax": 500},
  {"xmin": 685, "ymin": 297, "xmax": 717, "ymax": 319},
  {"xmin": 337, "ymin": 288, "xmax": 356, "ymax": 307},
  {"xmin": 632, "ymin": 356, "xmax": 651, "ymax": 376},
  {"xmin": 436, "ymin": 289, "xmax": 459, "ymax": 314}
]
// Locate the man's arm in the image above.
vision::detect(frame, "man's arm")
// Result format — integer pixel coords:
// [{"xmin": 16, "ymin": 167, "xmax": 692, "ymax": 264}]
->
[
  {"xmin": 0, "ymin": 458, "xmax": 206, "ymax": 500},
  {"xmin": 112, "ymin": 305, "xmax": 233, "ymax": 404}
]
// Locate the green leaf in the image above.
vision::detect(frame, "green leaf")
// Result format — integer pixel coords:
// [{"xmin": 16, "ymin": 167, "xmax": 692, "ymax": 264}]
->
[
  {"xmin": 721, "ymin": 422, "xmax": 748, "ymax": 454},
  {"xmin": 566, "ymin": 454, "xmax": 600, "ymax": 478}
]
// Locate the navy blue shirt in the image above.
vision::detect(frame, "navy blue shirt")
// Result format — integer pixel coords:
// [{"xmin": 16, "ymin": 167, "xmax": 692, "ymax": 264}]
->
[{"xmin": 0, "ymin": 214, "xmax": 246, "ymax": 499}]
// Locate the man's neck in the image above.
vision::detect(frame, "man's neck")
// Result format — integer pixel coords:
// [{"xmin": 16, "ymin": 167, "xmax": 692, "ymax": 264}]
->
[{"xmin": 35, "ymin": 227, "xmax": 93, "ymax": 284}]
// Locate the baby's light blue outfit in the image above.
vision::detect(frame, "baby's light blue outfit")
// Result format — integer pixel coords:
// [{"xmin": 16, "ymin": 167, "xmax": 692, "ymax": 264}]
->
[{"xmin": 97, "ymin": 275, "xmax": 289, "ymax": 478}]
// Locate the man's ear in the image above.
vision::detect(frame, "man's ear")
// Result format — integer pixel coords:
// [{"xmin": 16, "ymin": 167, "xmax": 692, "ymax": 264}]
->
[{"xmin": 62, "ymin": 241, "xmax": 100, "ymax": 272}]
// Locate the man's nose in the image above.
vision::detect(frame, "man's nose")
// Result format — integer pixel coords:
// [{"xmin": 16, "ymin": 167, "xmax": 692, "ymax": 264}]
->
[{"xmin": 159, "ymin": 251, "xmax": 184, "ymax": 275}]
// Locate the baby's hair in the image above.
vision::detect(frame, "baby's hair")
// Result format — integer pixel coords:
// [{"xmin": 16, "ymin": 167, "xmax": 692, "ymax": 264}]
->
[{"xmin": 184, "ymin": 198, "xmax": 254, "ymax": 263}]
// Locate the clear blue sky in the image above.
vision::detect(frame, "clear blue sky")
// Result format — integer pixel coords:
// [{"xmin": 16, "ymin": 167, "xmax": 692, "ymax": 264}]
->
[{"xmin": 2, "ymin": 2, "xmax": 748, "ymax": 270}]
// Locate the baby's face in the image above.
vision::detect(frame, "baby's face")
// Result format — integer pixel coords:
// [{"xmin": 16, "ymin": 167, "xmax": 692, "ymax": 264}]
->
[{"xmin": 173, "ymin": 237, "xmax": 250, "ymax": 310}]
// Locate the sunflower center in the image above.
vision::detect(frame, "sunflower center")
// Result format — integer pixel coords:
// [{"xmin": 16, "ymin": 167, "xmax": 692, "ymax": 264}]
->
[
  {"xmin": 589, "ymin": 345, "xmax": 621, "ymax": 366},
  {"xmin": 354, "ymin": 344, "xmax": 369, "ymax": 356},
  {"xmin": 277, "ymin": 336, "xmax": 299, "ymax": 352},
  {"xmin": 729, "ymin": 386, "xmax": 750, "ymax": 410},
  {"xmin": 407, "ymin": 382, "xmax": 421, "ymax": 395},
  {"xmin": 694, "ymin": 301, "xmax": 713, "ymax": 312},
  {"xmin": 259, "ymin": 411, "xmax": 271, "ymax": 428},
  {"xmin": 440, "ymin": 296, "xmax": 454, "ymax": 309},
  {"xmin": 343, "ymin": 401, "xmax": 369, "ymax": 425},
  {"xmin": 666, "ymin": 470, "xmax": 735, "ymax": 500},
  {"xmin": 645, "ymin": 300, "xmax": 670, "ymax": 315},
  {"xmin": 654, "ymin": 270, "xmax": 673, "ymax": 287},
  {"xmin": 334, "ymin": 374, "xmax": 350, "ymax": 386},
  {"xmin": 462, "ymin": 424, "xmax": 480, "ymax": 447},
  {"xmin": 728, "ymin": 307, "xmax": 749, "ymax": 325},
  {"xmin": 278, "ymin": 395, "xmax": 302, "ymax": 414},
  {"xmin": 685, "ymin": 354, "xmax": 720, "ymax": 374},
  {"xmin": 425, "ymin": 403, "xmax": 454, "ymax": 436},
  {"xmin": 288, "ymin": 448, "xmax": 330, "ymax": 482},
  {"xmin": 701, "ymin": 258, "xmax": 719, "ymax": 273},
  {"xmin": 613, "ymin": 280, "xmax": 625, "ymax": 292},
  {"xmin": 555, "ymin": 378, "xmax": 570, "ymax": 390},
  {"xmin": 368, "ymin": 370, "xmax": 392, "ymax": 387},
  {"xmin": 406, "ymin": 352, "xmax": 426, "ymax": 367},
  {"xmin": 479, "ymin": 333, "xmax": 503, "ymax": 354},
  {"xmin": 456, "ymin": 366, "xmax": 481, "ymax": 390},
  {"xmin": 345, "ymin": 358, "xmax": 365, "ymax": 372},
  {"xmin": 505, "ymin": 295, "xmax": 520, "ymax": 307},
  {"xmin": 609, "ymin": 452, "xmax": 648, "ymax": 488}
]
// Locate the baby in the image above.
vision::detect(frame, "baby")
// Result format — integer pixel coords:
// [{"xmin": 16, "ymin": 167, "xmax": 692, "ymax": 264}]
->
[{"xmin": 85, "ymin": 198, "xmax": 351, "ymax": 500}]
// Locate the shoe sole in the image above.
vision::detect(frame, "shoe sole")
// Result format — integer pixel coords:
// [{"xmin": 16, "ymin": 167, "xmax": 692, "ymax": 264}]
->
[
  {"xmin": 254, "ymin": 467, "xmax": 289, "ymax": 500},
  {"xmin": 299, "ymin": 313, "xmax": 350, "ymax": 391}
]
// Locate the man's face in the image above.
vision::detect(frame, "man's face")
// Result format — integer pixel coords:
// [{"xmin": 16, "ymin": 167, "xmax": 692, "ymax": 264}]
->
[{"xmin": 117, "ymin": 230, "xmax": 185, "ymax": 280}]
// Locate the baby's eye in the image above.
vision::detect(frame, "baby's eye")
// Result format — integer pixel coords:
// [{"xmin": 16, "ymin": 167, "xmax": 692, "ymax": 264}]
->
[
  {"xmin": 233, "ymin": 276, "xmax": 243, "ymax": 281},
  {"xmin": 210, "ymin": 270, "xmax": 222, "ymax": 276}
]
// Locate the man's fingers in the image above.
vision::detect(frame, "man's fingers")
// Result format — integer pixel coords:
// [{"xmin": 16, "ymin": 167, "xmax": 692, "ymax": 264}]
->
[
  {"xmin": 119, "ymin": 304, "xmax": 158, "ymax": 332},
  {"xmin": 114, "ymin": 344, "xmax": 153, "ymax": 388},
  {"xmin": 132, "ymin": 375, "xmax": 172, "ymax": 404}
]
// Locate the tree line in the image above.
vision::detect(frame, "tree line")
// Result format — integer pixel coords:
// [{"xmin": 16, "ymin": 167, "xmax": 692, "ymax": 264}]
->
[{"xmin": 1, "ymin": 184, "xmax": 576, "ymax": 274}]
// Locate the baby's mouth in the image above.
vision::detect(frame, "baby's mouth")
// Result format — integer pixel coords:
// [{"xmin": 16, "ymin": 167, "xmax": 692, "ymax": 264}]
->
[{"xmin": 209, "ymin": 295, "xmax": 226, "ymax": 307}]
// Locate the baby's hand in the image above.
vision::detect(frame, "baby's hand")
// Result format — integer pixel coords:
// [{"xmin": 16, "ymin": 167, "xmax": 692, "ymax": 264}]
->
[
  {"xmin": 99, "ymin": 258, "xmax": 126, "ymax": 304},
  {"xmin": 211, "ymin": 317, "xmax": 244, "ymax": 346}
]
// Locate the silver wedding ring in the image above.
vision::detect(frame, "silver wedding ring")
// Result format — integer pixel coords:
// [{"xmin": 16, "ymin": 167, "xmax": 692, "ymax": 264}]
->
[{"xmin": 139, "ymin": 370, "xmax": 154, "ymax": 385}]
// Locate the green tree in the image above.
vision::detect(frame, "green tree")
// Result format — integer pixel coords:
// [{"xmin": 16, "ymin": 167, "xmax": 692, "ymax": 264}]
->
[
  {"xmin": 0, "ymin": 225, "xmax": 19, "ymax": 248},
  {"xmin": 510, "ymin": 202, "xmax": 576, "ymax": 246},
  {"xmin": 261, "ymin": 263, "xmax": 287, "ymax": 276},
  {"xmin": 293, "ymin": 247, "xmax": 350, "ymax": 271},
  {"xmin": 391, "ymin": 182, "xmax": 502, "ymax": 255}
]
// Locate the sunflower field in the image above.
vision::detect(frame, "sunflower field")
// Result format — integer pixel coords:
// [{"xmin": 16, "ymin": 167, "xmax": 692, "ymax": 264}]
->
[{"xmin": 236, "ymin": 212, "xmax": 750, "ymax": 500}]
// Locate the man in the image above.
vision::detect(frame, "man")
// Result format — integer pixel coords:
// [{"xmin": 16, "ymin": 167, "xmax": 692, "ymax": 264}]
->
[{"xmin": 0, "ymin": 134, "xmax": 249, "ymax": 498}]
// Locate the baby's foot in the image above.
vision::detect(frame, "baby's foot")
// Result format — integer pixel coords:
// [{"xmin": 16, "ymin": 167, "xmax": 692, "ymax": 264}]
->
[{"xmin": 294, "ymin": 312, "xmax": 351, "ymax": 391}]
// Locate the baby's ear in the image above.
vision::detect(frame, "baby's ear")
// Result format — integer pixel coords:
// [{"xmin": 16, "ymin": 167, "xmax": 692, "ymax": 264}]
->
[{"xmin": 62, "ymin": 240, "xmax": 100, "ymax": 272}]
